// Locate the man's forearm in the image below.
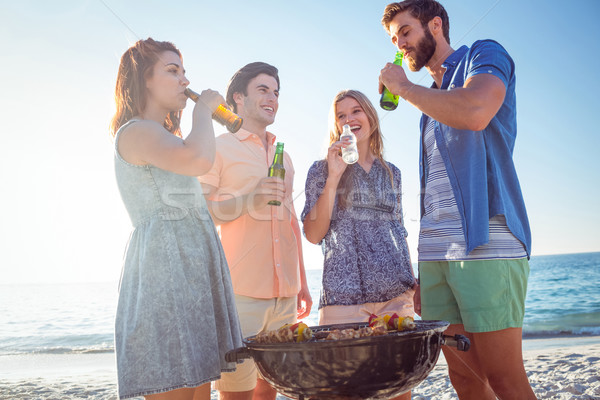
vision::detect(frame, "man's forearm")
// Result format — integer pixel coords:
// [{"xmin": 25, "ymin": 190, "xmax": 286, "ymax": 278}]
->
[
  {"xmin": 204, "ymin": 194, "xmax": 252, "ymax": 225},
  {"xmin": 400, "ymin": 74, "xmax": 506, "ymax": 131},
  {"xmin": 402, "ymin": 85, "xmax": 493, "ymax": 131}
]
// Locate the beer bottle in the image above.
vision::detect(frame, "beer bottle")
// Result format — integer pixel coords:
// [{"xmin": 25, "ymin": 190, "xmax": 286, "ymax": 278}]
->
[
  {"xmin": 379, "ymin": 51, "xmax": 404, "ymax": 111},
  {"xmin": 340, "ymin": 124, "xmax": 359, "ymax": 164},
  {"xmin": 184, "ymin": 88, "xmax": 243, "ymax": 133},
  {"xmin": 268, "ymin": 142, "xmax": 285, "ymax": 206}
]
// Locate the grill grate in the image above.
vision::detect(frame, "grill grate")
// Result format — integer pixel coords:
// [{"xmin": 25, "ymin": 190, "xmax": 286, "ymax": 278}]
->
[
  {"xmin": 244, "ymin": 320, "xmax": 449, "ymax": 346},
  {"xmin": 245, "ymin": 321, "xmax": 449, "ymax": 344}
]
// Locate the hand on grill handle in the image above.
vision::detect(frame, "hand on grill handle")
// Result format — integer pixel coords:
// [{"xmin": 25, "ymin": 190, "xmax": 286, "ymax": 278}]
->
[{"xmin": 442, "ymin": 334, "xmax": 470, "ymax": 352}]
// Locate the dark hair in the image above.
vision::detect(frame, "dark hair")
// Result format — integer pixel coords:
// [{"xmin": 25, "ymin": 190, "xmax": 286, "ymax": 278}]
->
[
  {"xmin": 382, "ymin": 0, "xmax": 450, "ymax": 44},
  {"xmin": 110, "ymin": 38, "xmax": 183, "ymax": 136},
  {"xmin": 225, "ymin": 62, "xmax": 280, "ymax": 113}
]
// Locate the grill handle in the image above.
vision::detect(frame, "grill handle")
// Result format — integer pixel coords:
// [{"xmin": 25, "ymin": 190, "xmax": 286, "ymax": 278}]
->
[
  {"xmin": 442, "ymin": 334, "xmax": 470, "ymax": 352},
  {"xmin": 226, "ymin": 347, "xmax": 253, "ymax": 363}
]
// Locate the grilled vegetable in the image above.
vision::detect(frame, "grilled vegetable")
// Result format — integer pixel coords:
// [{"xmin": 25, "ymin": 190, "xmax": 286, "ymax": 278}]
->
[
  {"xmin": 369, "ymin": 313, "xmax": 416, "ymax": 331},
  {"xmin": 253, "ymin": 322, "xmax": 313, "ymax": 343}
]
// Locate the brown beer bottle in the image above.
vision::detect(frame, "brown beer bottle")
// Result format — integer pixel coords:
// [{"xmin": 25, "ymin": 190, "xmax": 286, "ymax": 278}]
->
[
  {"xmin": 184, "ymin": 88, "xmax": 243, "ymax": 133},
  {"xmin": 268, "ymin": 142, "xmax": 285, "ymax": 206}
]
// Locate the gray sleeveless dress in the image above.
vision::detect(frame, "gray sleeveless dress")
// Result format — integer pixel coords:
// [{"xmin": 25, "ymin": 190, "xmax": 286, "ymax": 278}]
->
[{"xmin": 114, "ymin": 120, "xmax": 243, "ymax": 399}]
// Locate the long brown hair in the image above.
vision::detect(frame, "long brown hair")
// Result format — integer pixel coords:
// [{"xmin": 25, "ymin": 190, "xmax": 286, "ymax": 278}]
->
[
  {"xmin": 328, "ymin": 89, "xmax": 394, "ymax": 209},
  {"xmin": 110, "ymin": 38, "xmax": 183, "ymax": 137}
]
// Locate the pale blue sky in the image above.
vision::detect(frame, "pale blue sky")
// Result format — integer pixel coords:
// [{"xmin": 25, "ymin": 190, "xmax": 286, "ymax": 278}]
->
[{"xmin": 0, "ymin": 0, "xmax": 598, "ymax": 284}]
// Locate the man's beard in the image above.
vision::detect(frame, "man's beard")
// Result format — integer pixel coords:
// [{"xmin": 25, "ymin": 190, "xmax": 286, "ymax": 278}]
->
[{"xmin": 406, "ymin": 26, "xmax": 436, "ymax": 72}]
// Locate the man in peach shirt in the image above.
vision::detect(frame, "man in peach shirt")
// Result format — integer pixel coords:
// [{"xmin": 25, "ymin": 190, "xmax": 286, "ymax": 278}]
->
[{"xmin": 199, "ymin": 62, "xmax": 312, "ymax": 400}]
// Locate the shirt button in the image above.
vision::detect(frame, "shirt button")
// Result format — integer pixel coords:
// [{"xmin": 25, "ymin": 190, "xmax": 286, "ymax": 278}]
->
[
  {"xmin": 276, "ymin": 263, "xmax": 280, "ymax": 267},
  {"xmin": 450, "ymin": 84, "xmax": 455, "ymax": 89},
  {"xmin": 275, "ymin": 239, "xmax": 279, "ymax": 242}
]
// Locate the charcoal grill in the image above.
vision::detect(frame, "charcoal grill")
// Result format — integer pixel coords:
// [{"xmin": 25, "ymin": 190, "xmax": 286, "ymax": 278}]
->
[{"xmin": 226, "ymin": 320, "xmax": 469, "ymax": 399}]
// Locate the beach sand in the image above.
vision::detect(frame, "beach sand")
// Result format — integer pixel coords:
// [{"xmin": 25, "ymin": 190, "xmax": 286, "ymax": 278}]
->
[
  {"xmin": 1, "ymin": 337, "xmax": 599, "ymax": 400},
  {"xmin": 412, "ymin": 337, "xmax": 600, "ymax": 400}
]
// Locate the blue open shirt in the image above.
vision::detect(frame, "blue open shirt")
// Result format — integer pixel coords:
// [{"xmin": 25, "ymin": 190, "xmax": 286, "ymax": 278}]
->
[{"xmin": 419, "ymin": 40, "xmax": 531, "ymax": 257}]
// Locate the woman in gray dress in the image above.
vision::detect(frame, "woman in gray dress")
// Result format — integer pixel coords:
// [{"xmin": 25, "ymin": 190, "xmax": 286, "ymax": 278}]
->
[{"xmin": 110, "ymin": 38, "xmax": 243, "ymax": 400}]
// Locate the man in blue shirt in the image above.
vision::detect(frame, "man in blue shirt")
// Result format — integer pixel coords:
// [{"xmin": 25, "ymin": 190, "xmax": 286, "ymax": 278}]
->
[{"xmin": 379, "ymin": 1, "xmax": 536, "ymax": 399}]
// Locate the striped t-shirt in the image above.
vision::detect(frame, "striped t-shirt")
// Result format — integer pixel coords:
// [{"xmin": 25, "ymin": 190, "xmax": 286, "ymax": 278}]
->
[{"xmin": 418, "ymin": 117, "xmax": 527, "ymax": 261}]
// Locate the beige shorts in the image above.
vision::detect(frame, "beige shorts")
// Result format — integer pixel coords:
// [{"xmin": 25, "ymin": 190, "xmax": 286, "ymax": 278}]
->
[
  {"xmin": 213, "ymin": 294, "xmax": 297, "ymax": 392},
  {"xmin": 318, "ymin": 289, "xmax": 415, "ymax": 325}
]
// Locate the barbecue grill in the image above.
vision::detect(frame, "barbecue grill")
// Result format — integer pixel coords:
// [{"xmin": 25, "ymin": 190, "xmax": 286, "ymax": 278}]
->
[{"xmin": 226, "ymin": 320, "xmax": 469, "ymax": 400}]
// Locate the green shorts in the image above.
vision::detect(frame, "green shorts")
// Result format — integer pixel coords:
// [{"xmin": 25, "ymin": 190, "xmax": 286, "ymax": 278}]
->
[{"xmin": 419, "ymin": 258, "xmax": 529, "ymax": 333}]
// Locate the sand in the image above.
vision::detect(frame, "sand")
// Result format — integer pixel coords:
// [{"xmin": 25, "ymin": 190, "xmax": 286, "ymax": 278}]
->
[
  {"xmin": 1, "ymin": 337, "xmax": 599, "ymax": 400},
  {"xmin": 412, "ymin": 338, "xmax": 600, "ymax": 400}
]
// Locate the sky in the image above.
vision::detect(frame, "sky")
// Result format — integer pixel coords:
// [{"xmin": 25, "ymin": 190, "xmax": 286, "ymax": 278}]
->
[{"xmin": 0, "ymin": 0, "xmax": 599, "ymax": 284}]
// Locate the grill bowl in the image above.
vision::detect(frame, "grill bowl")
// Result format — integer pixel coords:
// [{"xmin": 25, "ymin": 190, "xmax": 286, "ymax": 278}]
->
[{"xmin": 226, "ymin": 320, "xmax": 468, "ymax": 399}]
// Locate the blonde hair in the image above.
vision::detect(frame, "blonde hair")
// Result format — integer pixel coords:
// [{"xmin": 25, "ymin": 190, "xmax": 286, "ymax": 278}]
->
[{"xmin": 328, "ymin": 89, "xmax": 394, "ymax": 208}]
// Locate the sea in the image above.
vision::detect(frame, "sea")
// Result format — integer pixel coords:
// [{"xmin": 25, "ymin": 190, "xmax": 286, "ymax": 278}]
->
[{"xmin": 1, "ymin": 252, "xmax": 599, "ymax": 357}]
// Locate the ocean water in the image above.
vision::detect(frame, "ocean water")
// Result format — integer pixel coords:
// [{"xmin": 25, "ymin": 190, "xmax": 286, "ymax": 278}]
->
[
  {"xmin": 521, "ymin": 252, "xmax": 600, "ymax": 338},
  {"xmin": 0, "ymin": 252, "xmax": 599, "ymax": 356}
]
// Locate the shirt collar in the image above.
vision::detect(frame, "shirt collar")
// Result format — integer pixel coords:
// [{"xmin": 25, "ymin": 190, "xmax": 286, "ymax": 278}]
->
[
  {"xmin": 233, "ymin": 128, "xmax": 277, "ymax": 145},
  {"xmin": 431, "ymin": 45, "xmax": 469, "ymax": 90},
  {"xmin": 441, "ymin": 45, "xmax": 468, "ymax": 69}
]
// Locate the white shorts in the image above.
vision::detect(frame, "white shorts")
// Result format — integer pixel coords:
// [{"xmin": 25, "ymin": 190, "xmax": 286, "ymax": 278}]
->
[
  {"xmin": 318, "ymin": 289, "xmax": 415, "ymax": 325},
  {"xmin": 213, "ymin": 294, "xmax": 297, "ymax": 392}
]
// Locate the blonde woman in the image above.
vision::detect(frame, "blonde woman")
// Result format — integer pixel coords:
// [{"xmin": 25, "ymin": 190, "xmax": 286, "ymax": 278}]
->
[{"xmin": 301, "ymin": 89, "xmax": 416, "ymax": 400}]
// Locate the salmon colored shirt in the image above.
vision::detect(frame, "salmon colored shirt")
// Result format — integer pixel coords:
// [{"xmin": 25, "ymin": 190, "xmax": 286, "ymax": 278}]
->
[{"xmin": 199, "ymin": 129, "xmax": 301, "ymax": 299}]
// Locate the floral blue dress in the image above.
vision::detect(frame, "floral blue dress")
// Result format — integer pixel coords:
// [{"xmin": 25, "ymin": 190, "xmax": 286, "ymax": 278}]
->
[
  {"xmin": 301, "ymin": 159, "xmax": 415, "ymax": 309},
  {"xmin": 114, "ymin": 121, "xmax": 243, "ymax": 399}
]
